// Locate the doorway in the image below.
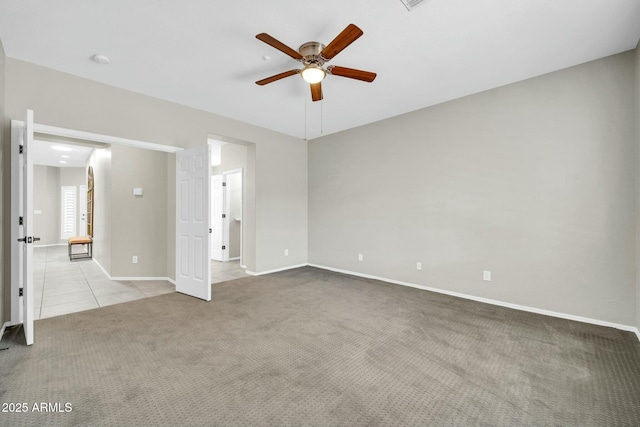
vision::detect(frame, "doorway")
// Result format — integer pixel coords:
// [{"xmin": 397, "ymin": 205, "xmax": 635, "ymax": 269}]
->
[
  {"xmin": 210, "ymin": 169, "xmax": 243, "ymax": 263},
  {"xmin": 11, "ymin": 113, "xmax": 183, "ymax": 343}
]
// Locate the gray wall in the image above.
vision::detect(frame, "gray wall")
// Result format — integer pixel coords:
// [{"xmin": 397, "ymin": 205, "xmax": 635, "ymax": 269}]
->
[
  {"xmin": 2, "ymin": 58, "xmax": 307, "ymax": 319},
  {"xmin": 110, "ymin": 145, "xmax": 168, "ymax": 277},
  {"xmin": 0, "ymin": 38, "xmax": 5, "ymax": 323},
  {"xmin": 88, "ymin": 147, "xmax": 112, "ymax": 273},
  {"xmin": 33, "ymin": 165, "xmax": 60, "ymax": 245},
  {"xmin": 309, "ymin": 51, "xmax": 637, "ymax": 327}
]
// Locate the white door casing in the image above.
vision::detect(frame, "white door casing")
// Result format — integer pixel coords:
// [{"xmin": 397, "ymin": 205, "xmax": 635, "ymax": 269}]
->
[{"xmin": 176, "ymin": 145, "xmax": 211, "ymax": 301}]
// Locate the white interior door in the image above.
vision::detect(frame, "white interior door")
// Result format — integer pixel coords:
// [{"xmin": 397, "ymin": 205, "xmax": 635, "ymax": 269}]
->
[
  {"xmin": 14, "ymin": 110, "xmax": 35, "ymax": 345},
  {"xmin": 176, "ymin": 144, "xmax": 211, "ymax": 301},
  {"xmin": 223, "ymin": 170, "xmax": 242, "ymax": 263},
  {"xmin": 211, "ymin": 174, "xmax": 225, "ymax": 261}
]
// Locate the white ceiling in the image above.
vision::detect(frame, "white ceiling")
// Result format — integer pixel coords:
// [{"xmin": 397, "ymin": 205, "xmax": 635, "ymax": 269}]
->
[
  {"xmin": 1, "ymin": 1, "xmax": 639, "ymax": 140},
  {"xmin": 32, "ymin": 140, "xmax": 95, "ymax": 168}
]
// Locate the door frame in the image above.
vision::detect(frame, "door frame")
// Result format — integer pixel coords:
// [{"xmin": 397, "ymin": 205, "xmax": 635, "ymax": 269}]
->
[
  {"xmin": 210, "ymin": 174, "xmax": 225, "ymax": 262},
  {"xmin": 222, "ymin": 169, "xmax": 243, "ymax": 265},
  {"xmin": 10, "ymin": 118, "xmax": 181, "ymax": 328}
]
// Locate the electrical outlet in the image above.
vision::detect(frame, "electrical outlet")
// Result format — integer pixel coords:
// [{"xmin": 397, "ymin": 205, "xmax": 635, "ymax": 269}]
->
[
  {"xmin": 358, "ymin": 253, "xmax": 363, "ymax": 261},
  {"xmin": 483, "ymin": 270, "xmax": 491, "ymax": 281},
  {"xmin": 417, "ymin": 262, "xmax": 422, "ymax": 270},
  {"xmin": 284, "ymin": 249, "xmax": 289, "ymax": 256},
  {"xmin": 132, "ymin": 256, "xmax": 138, "ymax": 264}
]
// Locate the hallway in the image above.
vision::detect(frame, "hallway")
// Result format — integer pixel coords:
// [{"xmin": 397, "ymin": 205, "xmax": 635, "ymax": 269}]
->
[{"xmin": 34, "ymin": 246, "xmax": 175, "ymax": 319}]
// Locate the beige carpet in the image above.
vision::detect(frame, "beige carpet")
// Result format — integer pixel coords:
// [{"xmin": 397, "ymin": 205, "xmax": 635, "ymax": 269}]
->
[{"xmin": 1, "ymin": 267, "xmax": 639, "ymax": 426}]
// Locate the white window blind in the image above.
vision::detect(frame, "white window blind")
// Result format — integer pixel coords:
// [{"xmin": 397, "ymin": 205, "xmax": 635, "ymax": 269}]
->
[{"xmin": 61, "ymin": 186, "xmax": 77, "ymax": 239}]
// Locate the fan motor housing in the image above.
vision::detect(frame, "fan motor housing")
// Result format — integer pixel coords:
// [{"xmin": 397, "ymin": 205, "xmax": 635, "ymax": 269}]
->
[{"xmin": 299, "ymin": 42, "xmax": 326, "ymax": 65}]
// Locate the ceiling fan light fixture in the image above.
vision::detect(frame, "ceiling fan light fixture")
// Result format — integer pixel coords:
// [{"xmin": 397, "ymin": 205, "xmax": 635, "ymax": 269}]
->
[{"xmin": 301, "ymin": 65, "xmax": 326, "ymax": 84}]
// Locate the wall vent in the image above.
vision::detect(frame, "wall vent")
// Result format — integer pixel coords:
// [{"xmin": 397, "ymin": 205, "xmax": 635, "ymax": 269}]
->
[{"xmin": 400, "ymin": 0, "xmax": 427, "ymax": 11}]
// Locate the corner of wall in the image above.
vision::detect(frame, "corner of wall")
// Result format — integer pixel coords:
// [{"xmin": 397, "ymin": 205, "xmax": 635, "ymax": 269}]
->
[
  {"xmin": 635, "ymin": 40, "xmax": 640, "ymax": 333},
  {"xmin": 0, "ymin": 37, "xmax": 7, "ymax": 324}
]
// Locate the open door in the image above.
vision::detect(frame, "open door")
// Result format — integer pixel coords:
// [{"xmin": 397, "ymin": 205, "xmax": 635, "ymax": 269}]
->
[
  {"xmin": 211, "ymin": 174, "xmax": 225, "ymax": 262},
  {"xmin": 12, "ymin": 110, "xmax": 36, "ymax": 345},
  {"xmin": 176, "ymin": 144, "xmax": 211, "ymax": 301}
]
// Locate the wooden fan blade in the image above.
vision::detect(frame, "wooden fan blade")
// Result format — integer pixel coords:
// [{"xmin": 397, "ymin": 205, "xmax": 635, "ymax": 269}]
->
[
  {"xmin": 310, "ymin": 82, "xmax": 323, "ymax": 102},
  {"xmin": 320, "ymin": 24, "xmax": 363, "ymax": 60},
  {"xmin": 256, "ymin": 33, "xmax": 303, "ymax": 60},
  {"xmin": 256, "ymin": 69, "xmax": 300, "ymax": 86},
  {"xmin": 327, "ymin": 66, "xmax": 377, "ymax": 82}
]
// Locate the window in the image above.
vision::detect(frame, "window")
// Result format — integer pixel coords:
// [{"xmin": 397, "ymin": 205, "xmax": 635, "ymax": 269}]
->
[{"xmin": 61, "ymin": 186, "xmax": 77, "ymax": 239}]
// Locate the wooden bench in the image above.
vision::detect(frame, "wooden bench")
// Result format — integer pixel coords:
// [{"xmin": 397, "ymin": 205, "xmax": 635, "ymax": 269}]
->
[{"xmin": 68, "ymin": 236, "xmax": 93, "ymax": 261}]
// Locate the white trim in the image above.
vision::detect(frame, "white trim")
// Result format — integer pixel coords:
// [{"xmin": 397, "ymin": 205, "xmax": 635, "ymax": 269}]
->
[
  {"xmin": 0, "ymin": 321, "xmax": 12, "ymax": 346},
  {"xmin": 10, "ymin": 121, "xmax": 22, "ymax": 325},
  {"xmin": 32, "ymin": 122, "xmax": 182, "ymax": 153},
  {"xmin": 308, "ymin": 264, "xmax": 640, "ymax": 338},
  {"xmin": 92, "ymin": 258, "xmax": 111, "ymax": 279},
  {"xmin": 228, "ymin": 257, "xmax": 240, "ymax": 261},
  {"xmin": 246, "ymin": 263, "xmax": 307, "ymax": 276},
  {"xmin": 92, "ymin": 258, "xmax": 173, "ymax": 283}
]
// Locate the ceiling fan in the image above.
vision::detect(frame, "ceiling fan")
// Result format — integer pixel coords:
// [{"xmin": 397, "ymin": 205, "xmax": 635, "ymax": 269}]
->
[{"xmin": 255, "ymin": 24, "xmax": 377, "ymax": 102}]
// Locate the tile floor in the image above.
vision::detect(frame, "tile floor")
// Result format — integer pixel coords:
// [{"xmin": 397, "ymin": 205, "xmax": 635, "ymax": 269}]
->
[
  {"xmin": 211, "ymin": 258, "xmax": 250, "ymax": 284},
  {"xmin": 34, "ymin": 246, "xmax": 250, "ymax": 320}
]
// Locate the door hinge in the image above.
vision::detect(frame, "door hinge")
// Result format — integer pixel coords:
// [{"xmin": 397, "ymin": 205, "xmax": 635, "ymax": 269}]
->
[
  {"xmin": 222, "ymin": 214, "xmax": 226, "ymax": 219},
  {"xmin": 222, "ymin": 245, "xmax": 226, "ymax": 250},
  {"xmin": 19, "ymin": 145, "xmax": 24, "ymax": 154},
  {"xmin": 19, "ymin": 216, "xmax": 23, "ymax": 226},
  {"xmin": 19, "ymin": 288, "xmax": 23, "ymax": 297},
  {"xmin": 209, "ymin": 228, "xmax": 212, "ymax": 234},
  {"xmin": 222, "ymin": 182, "xmax": 227, "ymax": 187}
]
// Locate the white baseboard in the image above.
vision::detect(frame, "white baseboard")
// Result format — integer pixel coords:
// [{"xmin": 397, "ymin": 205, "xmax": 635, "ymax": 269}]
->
[
  {"xmin": 228, "ymin": 257, "xmax": 240, "ymax": 261},
  {"xmin": 92, "ymin": 258, "xmax": 111, "ymax": 278},
  {"xmin": 92, "ymin": 258, "xmax": 173, "ymax": 283},
  {"xmin": 246, "ymin": 263, "xmax": 307, "ymax": 276},
  {"xmin": 308, "ymin": 264, "xmax": 640, "ymax": 340},
  {"xmin": 0, "ymin": 321, "xmax": 15, "ymax": 346}
]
